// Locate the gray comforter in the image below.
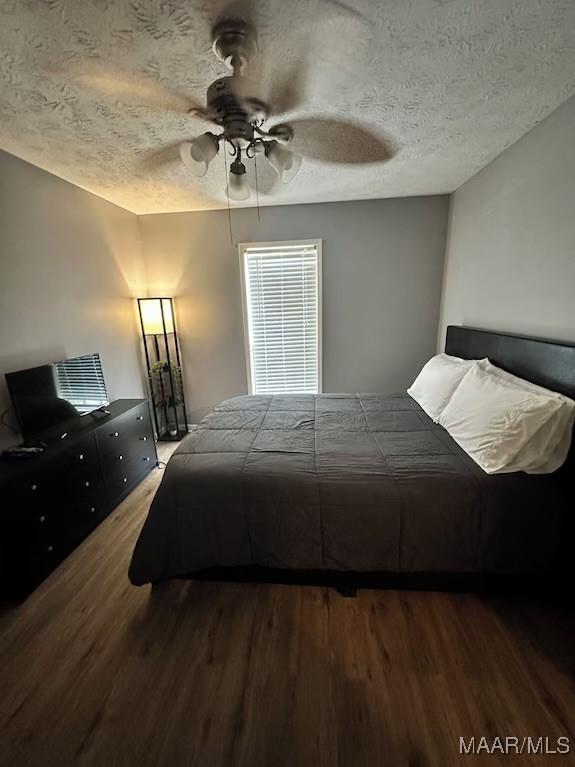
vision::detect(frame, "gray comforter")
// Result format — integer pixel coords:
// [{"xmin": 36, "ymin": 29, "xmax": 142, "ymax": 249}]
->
[{"xmin": 129, "ymin": 393, "xmax": 566, "ymax": 585}]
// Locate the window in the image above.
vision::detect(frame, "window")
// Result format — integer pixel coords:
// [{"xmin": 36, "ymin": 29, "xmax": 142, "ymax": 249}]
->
[{"xmin": 240, "ymin": 240, "xmax": 322, "ymax": 394}]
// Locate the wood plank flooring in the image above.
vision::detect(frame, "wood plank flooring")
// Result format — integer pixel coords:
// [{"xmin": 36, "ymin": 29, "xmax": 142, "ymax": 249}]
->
[{"xmin": 0, "ymin": 443, "xmax": 574, "ymax": 766}]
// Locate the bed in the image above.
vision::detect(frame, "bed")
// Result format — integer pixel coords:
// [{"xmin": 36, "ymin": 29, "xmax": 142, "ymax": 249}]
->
[{"xmin": 129, "ymin": 326, "xmax": 574, "ymax": 588}]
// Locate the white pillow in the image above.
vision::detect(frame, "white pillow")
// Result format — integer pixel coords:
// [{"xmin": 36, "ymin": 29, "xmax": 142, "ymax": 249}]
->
[
  {"xmin": 476, "ymin": 359, "xmax": 574, "ymax": 473},
  {"xmin": 438, "ymin": 364, "xmax": 563, "ymax": 474},
  {"xmin": 407, "ymin": 353, "xmax": 476, "ymax": 422}
]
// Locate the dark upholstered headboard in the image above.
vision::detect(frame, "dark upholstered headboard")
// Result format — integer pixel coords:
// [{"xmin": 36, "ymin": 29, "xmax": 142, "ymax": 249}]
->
[{"xmin": 445, "ymin": 326, "xmax": 575, "ymax": 400}]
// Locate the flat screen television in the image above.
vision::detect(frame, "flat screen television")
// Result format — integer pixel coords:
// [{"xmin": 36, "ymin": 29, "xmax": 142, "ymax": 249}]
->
[{"xmin": 6, "ymin": 353, "xmax": 109, "ymax": 441}]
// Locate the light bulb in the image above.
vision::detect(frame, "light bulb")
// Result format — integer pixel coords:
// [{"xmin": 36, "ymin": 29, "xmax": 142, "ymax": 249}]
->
[
  {"xmin": 264, "ymin": 140, "xmax": 302, "ymax": 183},
  {"xmin": 228, "ymin": 158, "xmax": 250, "ymax": 201},
  {"xmin": 180, "ymin": 132, "xmax": 219, "ymax": 177}
]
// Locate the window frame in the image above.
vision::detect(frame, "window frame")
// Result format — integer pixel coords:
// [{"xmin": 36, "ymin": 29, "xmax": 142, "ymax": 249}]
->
[{"xmin": 239, "ymin": 238, "xmax": 323, "ymax": 395}]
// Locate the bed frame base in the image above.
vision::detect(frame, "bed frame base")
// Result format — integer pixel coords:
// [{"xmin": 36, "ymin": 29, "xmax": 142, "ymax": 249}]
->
[{"xmin": 175, "ymin": 567, "xmax": 563, "ymax": 597}]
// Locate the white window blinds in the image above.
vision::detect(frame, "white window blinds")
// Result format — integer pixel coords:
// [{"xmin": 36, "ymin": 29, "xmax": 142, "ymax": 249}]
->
[{"xmin": 241, "ymin": 241, "xmax": 321, "ymax": 394}]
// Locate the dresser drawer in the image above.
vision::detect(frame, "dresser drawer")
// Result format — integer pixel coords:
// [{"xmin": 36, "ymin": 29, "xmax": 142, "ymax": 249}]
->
[
  {"xmin": 22, "ymin": 537, "xmax": 75, "ymax": 591},
  {"xmin": 106, "ymin": 440, "xmax": 157, "ymax": 481},
  {"xmin": 7, "ymin": 468, "xmax": 59, "ymax": 514},
  {"xmin": 100, "ymin": 435, "xmax": 156, "ymax": 476},
  {"xmin": 18, "ymin": 476, "xmax": 103, "ymax": 527},
  {"xmin": 63, "ymin": 468, "xmax": 104, "ymax": 498},
  {"xmin": 6, "ymin": 437, "xmax": 101, "ymax": 515},
  {"xmin": 132, "ymin": 448, "xmax": 157, "ymax": 472},
  {"xmin": 97, "ymin": 403, "xmax": 153, "ymax": 457},
  {"xmin": 26, "ymin": 506, "xmax": 64, "ymax": 544},
  {"xmin": 68, "ymin": 488, "xmax": 110, "ymax": 534},
  {"xmin": 23, "ymin": 490, "xmax": 106, "ymax": 540},
  {"xmin": 62, "ymin": 434, "xmax": 100, "ymax": 473},
  {"xmin": 105, "ymin": 445, "xmax": 157, "ymax": 504}
]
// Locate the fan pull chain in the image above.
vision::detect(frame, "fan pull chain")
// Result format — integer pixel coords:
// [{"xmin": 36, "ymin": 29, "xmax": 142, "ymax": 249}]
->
[
  {"xmin": 223, "ymin": 146, "xmax": 234, "ymax": 246},
  {"xmin": 254, "ymin": 150, "xmax": 261, "ymax": 223}
]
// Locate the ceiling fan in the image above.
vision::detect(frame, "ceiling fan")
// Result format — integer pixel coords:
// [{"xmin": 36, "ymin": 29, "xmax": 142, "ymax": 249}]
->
[
  {"xmin": 179, "ymin": 18, "xmax": 304, "ymax": 201},
  {"xmin": 66, "ymin": 7, "xmax": 392, "ymax": 203}
]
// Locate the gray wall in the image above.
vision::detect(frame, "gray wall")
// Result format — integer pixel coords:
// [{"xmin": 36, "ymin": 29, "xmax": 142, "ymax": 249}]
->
[
  {"xmin": 0, "ymin": 150, "xmax": 146, "ymax": 449},
  {"xmin": 438, "ymin": 95, "xmax": 575, "ymax": 349},
  {"xmin": 140, "ymin": 196, "xmax": 449, "ymax": 422}
]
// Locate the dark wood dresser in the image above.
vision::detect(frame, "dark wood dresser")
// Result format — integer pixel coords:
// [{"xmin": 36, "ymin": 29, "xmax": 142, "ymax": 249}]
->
[{"xmin": 0, "ymin": 399, "xmax": 157, "ymax": 599}]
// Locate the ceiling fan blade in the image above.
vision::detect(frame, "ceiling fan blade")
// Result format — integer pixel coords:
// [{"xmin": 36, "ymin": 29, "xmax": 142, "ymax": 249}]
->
[
  {"xmin": 60, "ymin": 64, "xmax": 211, "ymax": 117},
  {"xmin": 312, "ymin": 0, "xmax": 373, "ymax": 88},
  {"xmin": 137, "ymin": 142, "xmax": 187, "ymax": 172},
  {"xmin": 288, "ymin": 118, "xmax": 393, "ymax": 164},
  {"xmin": 266, "ymin": 57, "xmax": 309, "ymax": 117},
  {"xmin": 258, "ymin": 1, "xmax": 373, "ymax": 119}
]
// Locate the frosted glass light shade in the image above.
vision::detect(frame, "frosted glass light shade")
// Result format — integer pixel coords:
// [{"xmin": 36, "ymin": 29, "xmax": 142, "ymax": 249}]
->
[
  {"xmin": 265, "ymin": 140, "xmax": 302, "ymax": 183},
  {"xmin": 281, "ymin": 150, "xmax": 302, "ymax": 183},
  {"xmin": 229, "ymin": 167, "xmax": 250, "ymax": 201},
  {"xmin": 139, "ymin": 298, "xmax": 174, "ymax": 335},
  {"xmin": 180, "ymin": 133, "xmax": 219, "ymax": 177}
]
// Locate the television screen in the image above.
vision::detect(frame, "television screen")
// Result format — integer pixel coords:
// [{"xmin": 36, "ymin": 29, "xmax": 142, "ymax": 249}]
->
[{"xmin": 6, "ymin": 353, "xmax": 109, "ymax": 441}]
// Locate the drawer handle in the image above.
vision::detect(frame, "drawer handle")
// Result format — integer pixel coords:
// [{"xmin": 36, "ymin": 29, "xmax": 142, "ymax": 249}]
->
[
  {"xmin": 143, "ymin": 456, "xmax": 151, "ymax": 462},
  {"xmin": 79, "ymin": 454, "xmax": 85, "ymax": 461},
  {"xmin": 136, "ymin": 415, "xmax": 144, "ymax": 421},
  {"xmin": 90, "ymin": 506, "xmax": 96, "ymax": 513},
  {"xmin": 31, "ymin": 484, "xmax": 38, "ymax": 491},
  {"xmin": 112, "ymin": 432, "xmax": 119, "ymax": 438},
  {"xmin": 46, "ymin": 545, "xmax": 54, "ymax": 553},
  {"xmin": 141, "ymin": 436, "xmax": 148, "ymax": 442},
  {"xmin": 118, "ymin": 455, "xmax": 124, "ymax": 461},
  {"xmin": 84, "ymin": 481, "xmax": 90, "ymax": 487},
  {"xmin": 39, "ymin": 515, "xmax": 46, "ymax": 523},
  {"xmin": 123, "ymin": 477, "xmax": 128, "ymax": 483}
]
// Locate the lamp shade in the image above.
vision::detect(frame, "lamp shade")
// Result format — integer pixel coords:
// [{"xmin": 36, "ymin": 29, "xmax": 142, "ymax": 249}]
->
[
  {"xmin": 138, "ymin": 298, "xmax": 174, "ymax": 335},
  {"xmin": 180, "ymin": 133, "xmax": 219, "ymax": 177}
]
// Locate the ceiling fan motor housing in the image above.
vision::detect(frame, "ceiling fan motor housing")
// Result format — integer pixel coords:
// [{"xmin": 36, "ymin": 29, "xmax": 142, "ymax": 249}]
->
[
  {"xmin": 207, "ymin": 77, "xmax": 268, "ymax": 147},
  {"xmin": 223, "ymin": 116, "xmax": 255, "ymax": 147},
  {"xmin": 207, "ymin": 77, "xmax": 267, "ymax": 119}
]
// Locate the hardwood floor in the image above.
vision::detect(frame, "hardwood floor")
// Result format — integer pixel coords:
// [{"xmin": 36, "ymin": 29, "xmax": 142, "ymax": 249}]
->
[{"xmin": 0, "ymin": 443, "xmax": 574, "ymax": 766}]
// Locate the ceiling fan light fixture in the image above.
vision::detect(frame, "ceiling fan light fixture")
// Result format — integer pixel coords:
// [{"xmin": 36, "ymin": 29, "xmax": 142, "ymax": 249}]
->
[
  {"xmin": 228, "ymin": 157, "xmax": 250, "ymax": 201},
  {"xmin": 265, "ymin": 140, "xmax": 302, "ymax": 183},
  {"xmin": 281, "ymin": 151, "xmax": 302, "ymax": 184},
  {"xmin": 179, "ymin": 132, "xmax": 219, "ymax": 177}
]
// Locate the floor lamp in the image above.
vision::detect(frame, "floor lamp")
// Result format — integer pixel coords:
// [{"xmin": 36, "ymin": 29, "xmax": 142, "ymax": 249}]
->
[{"xmin": 137, "ymin": 297, "xmax": 189, "ymax": 441}]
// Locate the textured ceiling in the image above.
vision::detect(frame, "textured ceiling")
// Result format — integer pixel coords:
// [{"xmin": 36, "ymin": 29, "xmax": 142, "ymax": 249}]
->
[{"xmin": 0, "ymin": 0, "xmax": 574, "ymax": 214}]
